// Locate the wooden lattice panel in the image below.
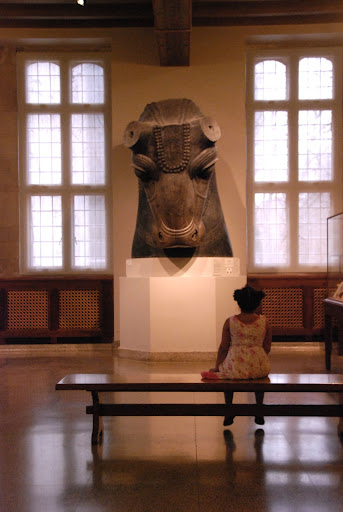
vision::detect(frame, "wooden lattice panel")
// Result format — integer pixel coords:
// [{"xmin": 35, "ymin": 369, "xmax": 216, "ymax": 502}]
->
[
  {"xmin": 7, "ymin": 290, "xmax": 49, "ymax": 329},
  {"xmin": 261, "ymin": 287, "xmax": 303, "ymax": 328},
  {"xmin": 59, "ymin": 290, "xmax": 100, "ymax": 329},
  {"xmin": 313, "ymin": 287, "xmax": 327, "ymax": 328}
]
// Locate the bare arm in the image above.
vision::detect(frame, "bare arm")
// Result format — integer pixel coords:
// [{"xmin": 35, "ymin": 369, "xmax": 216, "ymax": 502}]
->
[
  {"xmin": 263, "ymin": 318, "xmax": 272, "ymax": 354},
  {"xmin": 210, "ymin": 318, "xmax": 231, "ymax": 371}
]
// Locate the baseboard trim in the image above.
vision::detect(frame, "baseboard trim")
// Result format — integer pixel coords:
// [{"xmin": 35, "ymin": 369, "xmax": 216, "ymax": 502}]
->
[{"xmin": 116, "ymin": 348, "xmax": 217, "ymax": 362}]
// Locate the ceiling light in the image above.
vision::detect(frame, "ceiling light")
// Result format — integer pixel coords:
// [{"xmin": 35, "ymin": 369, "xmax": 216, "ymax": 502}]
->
[{"xmin": 77, "ymin": 0, "xmax": 85, "ymax": 6}]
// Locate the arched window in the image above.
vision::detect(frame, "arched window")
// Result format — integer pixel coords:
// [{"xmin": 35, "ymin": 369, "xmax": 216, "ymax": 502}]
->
[
  {"xmin": 254, "ymin": 59, "xmax": 287, "ymax": 100},
  {"xmin": 299, "ymin": 57, "xmax": 333, "ymax": 100},
  {"xmin": 247, "ymin": 51, "xmax": 341, "ymax": 272},
  {"xmin": 26, "ymin": 61, "xmax": 60, "ymax": 104},
  {"xmin": 18, "ymin": 54, "xmax": 111, "ymax": 272},
  {"xmin": 72, "ymin": 63, "xmax": 104, "ymax": 104}
]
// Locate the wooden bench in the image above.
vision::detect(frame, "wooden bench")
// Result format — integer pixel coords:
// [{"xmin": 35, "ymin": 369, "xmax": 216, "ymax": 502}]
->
[{"xmin": 56, "ymin": 373, "xmax": 343, "ymax": 445}]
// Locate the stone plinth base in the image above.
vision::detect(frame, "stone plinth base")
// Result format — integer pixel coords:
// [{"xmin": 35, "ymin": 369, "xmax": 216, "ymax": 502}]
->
[
  {"xmin": 119, "ymin": 258, "xmax": 246, "ymax": 361},
  {"xmin": 126, "ymin": 256, "xmax": 241, "ymax": 278}
]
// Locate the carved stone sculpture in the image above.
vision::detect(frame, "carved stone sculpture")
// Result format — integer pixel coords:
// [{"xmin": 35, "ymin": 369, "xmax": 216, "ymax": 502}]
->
[{"xmin": 123, "ymin": 98, "xmax": 233, "ymax": 258}]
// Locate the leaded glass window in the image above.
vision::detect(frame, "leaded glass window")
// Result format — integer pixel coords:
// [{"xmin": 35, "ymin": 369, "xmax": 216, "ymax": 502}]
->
[
  {"xmin": 18, "ymin": 53, "xmax": 111, "ymax": 273},
  {"xmin": 247, "ymin": 50, "xmax": 341, "ymax": 272}
]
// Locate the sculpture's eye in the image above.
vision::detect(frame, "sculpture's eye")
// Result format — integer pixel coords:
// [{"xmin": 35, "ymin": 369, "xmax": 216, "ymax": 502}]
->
[
  {"xmin": 132, "ymin": 154, "xmax": 158, "ymax": 182},
  {"xmin": 194, "ymin": 165, "xmax": 214, "ymax": 181},
  {"xmin": 134, "ymin": 167, "xmax": 153, "ymax": 182},
  {"xmin": 189, "ymin": 148, "xmax": 218, "ymax": 181}
]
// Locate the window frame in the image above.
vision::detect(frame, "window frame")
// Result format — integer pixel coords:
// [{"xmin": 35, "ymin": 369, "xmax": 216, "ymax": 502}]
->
[
  {"xmin": 17, "ymin": 52, "xmax": 112, "ymax": 275},
  {"xmin": 246, "ymin": 47, "xmax": 343, "ymax": 273}
]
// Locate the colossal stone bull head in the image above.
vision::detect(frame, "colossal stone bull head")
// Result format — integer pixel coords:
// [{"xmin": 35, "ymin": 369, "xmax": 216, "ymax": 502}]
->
[{"xmin": 123, "ymin": 99, "xmax": 233, "ymax": 258}]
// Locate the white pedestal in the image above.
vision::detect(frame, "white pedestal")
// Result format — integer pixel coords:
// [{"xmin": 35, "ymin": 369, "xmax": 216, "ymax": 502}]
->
[{"xmin": 119, "ymin": 258, "xmax": 246, "ymax": 361}]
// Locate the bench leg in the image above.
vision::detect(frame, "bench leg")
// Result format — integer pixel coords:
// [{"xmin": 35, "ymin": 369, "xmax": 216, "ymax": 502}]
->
[
  {"xmin": 325, "ymin": 313, "xmax": 332, "ymax": 371},
  {"xmin": 338, "ymin": 392, "xmax": 343, "ymax": 437},
  {"xmin": 91, "ymin": 391, "xmax": 104, "ymax": 445}
]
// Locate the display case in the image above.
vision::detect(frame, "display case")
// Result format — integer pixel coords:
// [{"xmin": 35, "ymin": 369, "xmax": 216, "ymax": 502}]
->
[
  {"xmin": 324, "ymin": 212, "xmax": 343, "ymax": 370},
  {"xmin": 327, "ymin": 212, "xmax": 343, "ymax": 298}
]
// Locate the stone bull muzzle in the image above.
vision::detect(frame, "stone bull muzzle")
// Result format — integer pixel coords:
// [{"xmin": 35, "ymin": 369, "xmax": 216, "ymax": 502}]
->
[{"xmin": 154, "ymin": 219, "xmax": 205, "ymax": 248}]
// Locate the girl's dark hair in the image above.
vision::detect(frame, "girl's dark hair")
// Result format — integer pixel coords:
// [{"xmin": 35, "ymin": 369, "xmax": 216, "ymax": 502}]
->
[{"xmin": 233, "ymin": 285, "xmax": 265, "ymax": 313}]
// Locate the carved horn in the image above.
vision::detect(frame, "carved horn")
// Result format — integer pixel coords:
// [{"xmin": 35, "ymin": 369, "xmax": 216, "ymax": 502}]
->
[
  {"xmin": 200, "ymin": 117, "xmax": 221, "ymax": 142},
  {"xmin": 123, "ymin": 121, "xmax": 142, "ymax": 148}
]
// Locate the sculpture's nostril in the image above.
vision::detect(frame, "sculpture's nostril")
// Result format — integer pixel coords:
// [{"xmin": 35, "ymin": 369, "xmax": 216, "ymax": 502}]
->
[
  {"xmin": 158, "ymin": 232, "xmax": 164, "ymax": 240},
  {"xmin": 192, "ymin": 230, "xmax": 198, "ymax": 241}
]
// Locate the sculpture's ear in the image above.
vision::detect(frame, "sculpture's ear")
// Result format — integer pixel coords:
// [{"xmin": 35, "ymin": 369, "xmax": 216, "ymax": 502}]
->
[
  {"xmin": 200, "ymin": 117, "xmax": 221, "ymax": 142},
  {"xmin": 123, "ymin": 121, "xmax": 142, "ymax": 147}
]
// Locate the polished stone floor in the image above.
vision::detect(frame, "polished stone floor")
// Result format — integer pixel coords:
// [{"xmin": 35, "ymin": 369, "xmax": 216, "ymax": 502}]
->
[{"xmin": 1, "ymin": 342, "xmax": 343, "ymax": 512}]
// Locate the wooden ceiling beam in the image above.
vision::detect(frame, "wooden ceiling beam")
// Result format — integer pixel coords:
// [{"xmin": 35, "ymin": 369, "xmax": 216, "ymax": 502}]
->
[
  {"xmin": 152, "ymin": 0, "xmax": 192, "ymax": 66},
  {"xmin": 1, "ymin": 1, "xmax": 343, "ymax": 27},
  {"xmin": 193, "ymin": 0, "xmax": 343, "ymax": 26},
  {"xmin": 0, "ymin": 2, "xmax": 154, "ymax": 27}
]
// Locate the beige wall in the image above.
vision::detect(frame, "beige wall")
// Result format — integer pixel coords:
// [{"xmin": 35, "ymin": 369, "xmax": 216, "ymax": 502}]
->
[{"xmin": 0, "ymin": 23, "xmax": 342, "ymax": 340}]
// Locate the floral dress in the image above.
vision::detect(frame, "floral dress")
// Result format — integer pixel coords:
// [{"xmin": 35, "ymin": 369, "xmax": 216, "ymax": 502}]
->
[{"xmin": 203, "ymin": 315, "xmax": 270, "ymax": 380}]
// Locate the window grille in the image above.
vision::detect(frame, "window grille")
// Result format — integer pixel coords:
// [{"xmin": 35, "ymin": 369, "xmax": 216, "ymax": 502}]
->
[
  {"xmin": 59, "ymin": 289, "xmax": 100, "ymax": 329},
  {"xmin": 8, "ymin": 290, "xmax": 49, "ymax": 329},
  {"xmin": 261, "ymin": 287, "xmax": 303, "ymax": 328}
]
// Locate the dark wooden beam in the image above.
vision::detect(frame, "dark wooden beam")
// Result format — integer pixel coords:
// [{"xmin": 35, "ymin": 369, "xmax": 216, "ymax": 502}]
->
[
  {"xmin": 2, "ymin": 1, "xmax": 343, "ymax": 29},
  {"xmin": 0, "ymin": 2, "xmax": 154, "ymax": 27},
  {"xmin": 152, "ymin": 0, "xmax": 192, "ymax": 66},
  {"xmin": 193, "ymin": 0, "xmax": 343, "ymax": 26}
]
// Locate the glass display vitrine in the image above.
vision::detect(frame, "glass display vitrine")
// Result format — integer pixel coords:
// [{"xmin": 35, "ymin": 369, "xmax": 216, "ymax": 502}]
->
[
  {"xmin": 324, "ymin": 212, "xmax": 343, "ymax": 370},
  {"xmin": 327, "ymin": 212, "xmax": 343, "ymax": 299}
]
